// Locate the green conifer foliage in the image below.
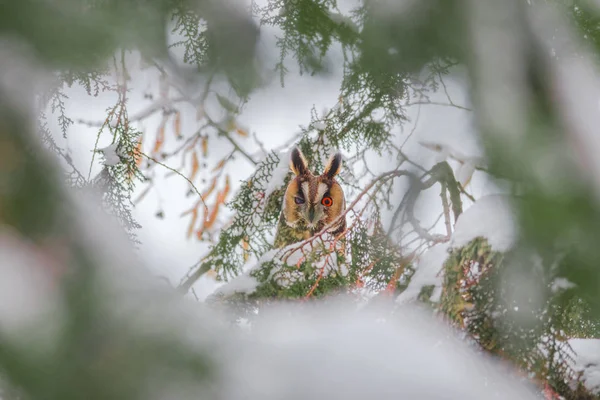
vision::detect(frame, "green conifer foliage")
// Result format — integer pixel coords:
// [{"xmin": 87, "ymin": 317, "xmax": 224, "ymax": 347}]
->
[{"xmin": 4, "ymin": 0, "xmax": 600, "ymax": 398}]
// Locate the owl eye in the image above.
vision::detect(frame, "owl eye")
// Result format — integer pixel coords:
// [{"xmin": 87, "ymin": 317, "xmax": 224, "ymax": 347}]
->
[
  {"xmin": 321, "ymin": 196, "xmax": 333, "ymax": 207},
  {"xmin": 294, "ymin": 196, "xmax": 305, "ymax": 205}
]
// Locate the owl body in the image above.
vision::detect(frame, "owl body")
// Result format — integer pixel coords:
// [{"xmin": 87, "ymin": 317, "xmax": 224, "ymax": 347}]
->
[{"xmin": 274, "ymin": 148, "xmax": 346, "ymax": 248}]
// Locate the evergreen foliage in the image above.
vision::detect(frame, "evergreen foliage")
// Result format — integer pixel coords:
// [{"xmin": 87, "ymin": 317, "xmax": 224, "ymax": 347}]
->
[{"xmin": 3, "ymin": 0, "xmax": 600, "ymax": 398}]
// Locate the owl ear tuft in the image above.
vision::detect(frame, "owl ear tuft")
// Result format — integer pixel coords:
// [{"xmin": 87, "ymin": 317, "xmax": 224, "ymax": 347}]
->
[
  {"xmin": 290, "ymin": 147, "xmax": 309, "ymax": 176},
  {"xmin": 323, "ymin": 152, "xmax": 342, "ymax": 179}
]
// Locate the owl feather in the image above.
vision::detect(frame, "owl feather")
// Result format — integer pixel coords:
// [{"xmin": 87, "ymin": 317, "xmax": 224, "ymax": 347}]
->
[{"xmin": 274, "ymin": 148, "xmax": 346, "ymax": 248}]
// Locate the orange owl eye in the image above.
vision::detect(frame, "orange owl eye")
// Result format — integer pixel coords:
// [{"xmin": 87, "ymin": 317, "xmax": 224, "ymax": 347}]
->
[{"xmin": 322, "ymin": 196, "xmax": 333, "ymax": 207}]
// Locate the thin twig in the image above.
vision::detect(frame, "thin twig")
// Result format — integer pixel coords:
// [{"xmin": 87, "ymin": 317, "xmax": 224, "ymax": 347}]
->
[
  {"xmin": 440, "ymin": 183, "xmax": 453, "ymax": 237},
  {"xmin": 438, "ymin": 72, "xmax": 457, "ymax": 108},
  {"xmin": 401, "ymin": 99, "xmax": 422, "ymax": 150},
  {"xmin": 140, "ymin": 152, "xmax": 208, "ymax": 215},
  {"xmin": 87, "ymin": 105, "xmax": 118, "ymax": 180},
  {"xmin": 405, "ymin": 100, "xmax": 471, "ymax": 112},
  {"xmin": 220, "ymin": 131, "xmax": 257, "ymax": 165}
]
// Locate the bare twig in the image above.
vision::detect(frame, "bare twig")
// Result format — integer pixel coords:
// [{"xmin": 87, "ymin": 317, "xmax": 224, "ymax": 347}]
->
[
  {"xmin": 405, "ymin": 100, "xmax": 471, "ymax": 112},
  {"xmin": 219, "ymin": 131, "xmax": 257, "ymax": 165},
  {"xmin": 401, "ymin": 99, "xmax": 422, "ymax": 150},
  {"xmin": 140, "ymin": 152, "xmax": 208, "ymax": 215},
  {"xmin": 440, "ymin": 182, "xmax": 453, "ymax": 237}
]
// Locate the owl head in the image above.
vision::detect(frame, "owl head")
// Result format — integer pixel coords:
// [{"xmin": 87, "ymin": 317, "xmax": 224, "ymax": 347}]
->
[{"xmin": 282, "ymin": 147, "xmax": 346, "ymax": 232}]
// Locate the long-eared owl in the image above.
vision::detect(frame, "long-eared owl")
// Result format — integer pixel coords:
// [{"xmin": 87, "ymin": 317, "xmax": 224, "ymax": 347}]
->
[{"xmin": 274, "ymin": 147, "xmax": 346, "ymax": 248}]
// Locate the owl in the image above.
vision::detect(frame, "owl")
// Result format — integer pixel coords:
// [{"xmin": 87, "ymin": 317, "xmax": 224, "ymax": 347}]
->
[{"xmin": 273, "ymin": 147, "xmax": 346, "ymax": 248}]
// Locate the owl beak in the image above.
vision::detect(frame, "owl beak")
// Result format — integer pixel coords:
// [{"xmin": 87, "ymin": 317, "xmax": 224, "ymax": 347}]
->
[{"xmin": 308, "ymin": 206, "xmax": 316, "ymax": 224}]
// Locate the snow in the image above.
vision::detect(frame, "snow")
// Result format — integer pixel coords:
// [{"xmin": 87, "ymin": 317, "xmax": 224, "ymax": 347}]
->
[
  {"xmin": 0, "ymin": 174, "xmax": 542, "ymax": 399},
  {"xmin": 331, "ymin": 98, "xmax": 343, "ymax": 114},
  {"xmin": 223, "ymin": 301, "xmax": 539, "ymax": 400},
  {"xmin": 227, "ymin": 236, "xmax": 347, "ymax": 291},
  {"xmin": 214, "ymin": 274, "xmax": 259, "ymax": 297},
  {"xmin": 419, "ymin": 141, "xmax": 485, "ymax": 168},
  {"xmin": 313, "ymin": 121, "xmax": 327, "ymax": 131},
  {"xmin": 550, "ymin": 277, "xmax": 576, "ymax": 293},
  {"xmin": 213, "ymin": 249, "xmax": 281, "ymax": 297},
  {"xmin": 258, "ymin": 248, "xmax": 280, "ymax": 265},
  {"xmin": 283, "ymin": 246, "xmax": 304, "ymax": 266},
  {"xmin": 327, "ymin": 11, "xmax": 359, "ymax": 33},
  {"xmin": 98, "ymin": 142, "xmax": 121, "ymax": 166},
  {"xmin": 0, "ymin": 228, "xmax": 65, "ymax": 353},
  {"xmin": 451, "ymin": 195, "xmax": 517, "ymax": 252},
  {"xmin": 274, "ymin": 269, "xmax": 305, "ymax": 287},
  {"xmin": 434, "ymin": 146, "xmax": 449, "ymax": 163},
  {"xmin": 396, "ymin": 242, "xmax": 450, "ymax": 305},
  {"xmin": 456, "ymin": 160, "xmax": 477, "ymax": 187},
  {"xmin": 568, "ymin": 339, "xmax": 600, "ymax": 394},
  {"xmin": 264, "ymin": 148, "xmax": 291, "ymax": 200}
]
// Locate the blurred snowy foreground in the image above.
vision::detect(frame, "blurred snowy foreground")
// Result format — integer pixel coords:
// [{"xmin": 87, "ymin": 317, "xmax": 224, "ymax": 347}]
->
[{"xmin": 0, "ymin": 188, "xmax": 545, "ymax": 400}]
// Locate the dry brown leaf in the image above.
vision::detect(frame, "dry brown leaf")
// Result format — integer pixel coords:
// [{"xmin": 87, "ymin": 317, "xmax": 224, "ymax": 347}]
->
[
  {"xmin": 180, "ymin": 200, "xmax": 200, "ymax": 217},
  {"xmin": 242, "ymin": 237, "xmax": 249, "ymax": 262},
  {"xmin": 183, "ymin": 136, "xmax": 200, "ymax": 156},
  {"xmin": 190, "ymin": 152, "xmax": 200, "ymax": 182},
  {"xmin": 202, "ymin": 177, "xmax": 218, "ymax": 199},
  {"xmin": 194, "ymin": 176, "xmax": 230, "ymax": 238},
  {"xmin": 201, "ymin": 135, "xmax": 208, "ymax": 157},
  {"xmin": 153, "ymin": 118, "xmax": 166, "ymax": 154},
  {"xmin": 212, "ymin": 157, "xmax": 226, "ymax": 173},
  {"xmin": 205, "ymin": 269, "xmax": 217, "ymax": 279},
  {"xmin": 225, "ymin": 118, "xmax": 236, "ymax": 132},
  {"xmin": 216, "ymin": 179, "xmax": 229, "ymax": 204},
  {"xmin": 134, "ymin": 136, "xmax": 144, "ymax": 168},
  {"xmin": 173, "ymin": 111, "xmax": 182, "ymax": 138},
  {"xmin": 216, "ymin": 191, "xmax": 226, "ymax": 204},
  {"xmin": 221, "ymin": 175, "xmax": 231, "ymax": 199},
  {"xmin": 186, "ymin": 208, "xmax": 198, "ymax": 239},
  {"xmin": 203, "ymin": 203, "xmax": 220, "ymax": 231}
]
